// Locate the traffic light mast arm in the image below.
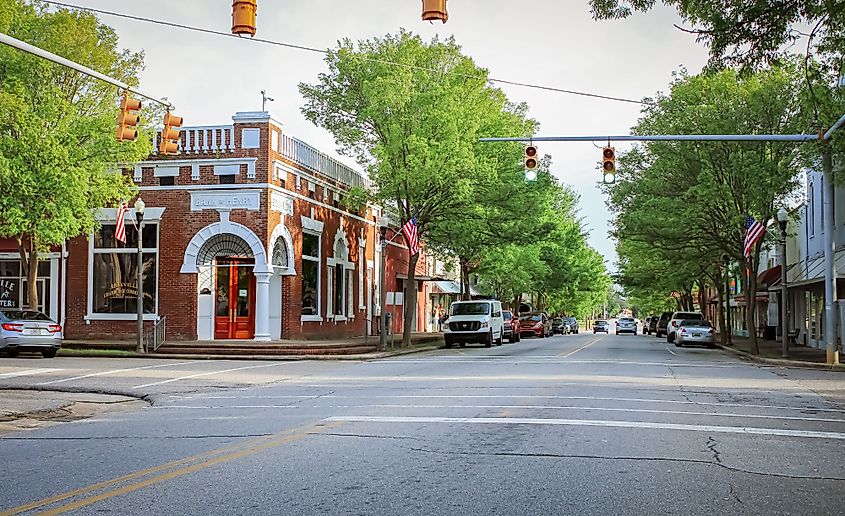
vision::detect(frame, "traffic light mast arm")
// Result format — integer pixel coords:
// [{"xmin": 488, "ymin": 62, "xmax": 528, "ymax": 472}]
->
[
  {"xmin": 480, "ymin": 133, "xmax": 832, "ymax": 143},
  {"xmin": 0, "ymin": 31, "xmax": 174, "ymax": 111}
]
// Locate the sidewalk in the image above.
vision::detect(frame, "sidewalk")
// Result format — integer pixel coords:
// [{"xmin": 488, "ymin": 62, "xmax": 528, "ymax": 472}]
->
[{"xmin": 718, "ymin": 335, "xmax": 844, "ymax": 370}]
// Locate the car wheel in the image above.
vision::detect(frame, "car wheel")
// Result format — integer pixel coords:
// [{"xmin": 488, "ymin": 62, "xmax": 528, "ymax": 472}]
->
[
  {"xmin": 459, "ymin": 342, "xmax": 466, "ymax": 348},
  {"xmin": 707, "ymin": 343, "xmax": 717, "ymax": 349},
  {"xmin": 508, "ymin": 335, "xmax": 516, "ymax": 343},
  {"xmin": 675, "ymin": 340, "xmax": 683, "ymax": 348},
  {"xmin": 667, "ymin": 333, "xmax": 675, "ymax": 343},
  {"xmin": 7, "ymin": 349, "xmax": 19, "ymax": 358},
  {"xmin": 516, "ymin": 333, "xmax": 521, "ymax": 342},
  {"xmin": 496, "ymin": 331, "xmax": 503, "ymax": 346},
  {"xmin": 444, "ymin": 338, "xmax": 453, "ymax": 349},
  {"xmin": 485, "ymin": 331, "xmax": 493, "ymax": 348},
  {"xmin": 42, "ymin": 349, "xmax": 58, "ymax": 358}
]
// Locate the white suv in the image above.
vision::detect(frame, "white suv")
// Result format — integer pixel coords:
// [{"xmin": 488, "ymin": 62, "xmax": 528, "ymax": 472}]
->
[
  {"xmin": 666, "ymin": 311, "xmax": 704, "ymax": 343},
  {"xmin": 443, "ymin": 300, "xmax": 504, "ymax": 348}
]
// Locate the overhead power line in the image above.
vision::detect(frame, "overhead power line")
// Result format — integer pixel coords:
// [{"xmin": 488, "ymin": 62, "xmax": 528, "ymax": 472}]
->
[{"xmin": 42, "ymin": 1, "xmax": 649, "ymax": 105}]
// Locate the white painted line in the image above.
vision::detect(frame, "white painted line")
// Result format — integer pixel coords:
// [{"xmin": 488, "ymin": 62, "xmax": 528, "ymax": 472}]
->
[
  {"xmin": 325, "ymin": 415, "xmax": 845, "ymax": 440},
  {"xmin": 0, "ymin": 368, "xmax": 63, "ymax": 379},
  {"xmin": 665, "ymin": 347, "xmax": 677, "ymax": 356},
  {"xmin": 132, "ymin": 362, "xmax": 292, "ymax": 389},
  {"xmin": 36, "ymin": 361, "xmax": 198, "ymax": 385},
  {"xmin": 185, "ymin": 394, "xmax": 845, "ymax": 413},
  {"xmin": 154, "ymin": 405, "xmax": 300, "ymax": 410},
  {"xmin": 374, "ymin": 358, "xmax": 742, "ymax": 368}
]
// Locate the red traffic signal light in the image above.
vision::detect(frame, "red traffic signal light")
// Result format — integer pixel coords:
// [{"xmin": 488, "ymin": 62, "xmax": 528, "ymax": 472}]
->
[
  {"xmin": 524, "ymin": 145, "xmax": 538, "ymax": 169},
  {"xmin": 159, "ymin": 112, "xmax": 183, "ymax": 155},
  {"xmin": 602, "ymin": 146, "xmax": 616, "ymax": 184},
  {"xmin": 422, "ymin": 0, "xmax": 448, "ymax": 23},
  {"xmin": 232, "ymin": 0, "xmax": 257, "ymax": 36},
  {"xmin": 116, "ymin": 95, "xmax": 141, "ymax": 142}
]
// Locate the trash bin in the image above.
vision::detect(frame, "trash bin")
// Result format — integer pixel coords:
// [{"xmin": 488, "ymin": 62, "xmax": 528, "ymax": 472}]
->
[
  {"xmin": 385, "ymin": 312, "xmax": 392, "ymax": 335},
  {"xmin": 764, "ymin": 325, "xmax": 776, "ymax": 341}
]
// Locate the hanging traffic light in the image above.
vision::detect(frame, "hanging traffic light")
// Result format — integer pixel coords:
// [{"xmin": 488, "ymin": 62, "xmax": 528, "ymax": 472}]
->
[
  {"xmin": 422, "ymin": 0, "xmax": 448, "ymax": 23},
  {"xmin": 159, "ymin": 112, "xmax": 183, "ymax": 155},
  {"xmin": 116, "ymin": 94, "xmax": 141, "ymax": 142},
  {"xmin": 232, "ymin": 0, "xmax": 257, "ymax": 36},
  {"xmin": 602, "ymin": 146, "xmax": 616, "ymax": 184},
  {"xmin": 524, "ymin": 144, "xmax": 538, "ymax": 181}
]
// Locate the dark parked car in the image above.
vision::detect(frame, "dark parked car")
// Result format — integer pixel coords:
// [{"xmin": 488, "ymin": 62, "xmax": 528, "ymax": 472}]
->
[
  {"xmin": 655, "ymin": 311, "xmax": 673, "ymax": 338},
  {"xmin": 647, "ymin": 316, "xmax": 659, "ymax": 335},
  {"xmin": 551, "ymin": 318, "xmax": 568, "ymax": 335},
  {"xmin": 502, "ymin": 310, "xmax": 521, "ymax": 343},
  {"xmin": 563, "ymin": 317, "xmax": 579, "ymax": 334},
  {"xmin": 593, "ymin": 320, "xmax": 609, "ymax": 334},
  {"xmin": 520, "ymin": 313, "xmax": 551, "ymax": 338},
  {"xmin": 0, "ymin": 309, "xmax": 62, "ymax": 358}
]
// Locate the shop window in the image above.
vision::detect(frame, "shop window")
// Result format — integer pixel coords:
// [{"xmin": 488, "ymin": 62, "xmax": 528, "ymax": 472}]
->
[
  {"xmin": 0, "ymin": 259, "xmax": 51, "ymax": 313},
  {"xmin": 91, "ymin": 224, "xmax": 158, "ymax": 315},
  {"xmin": 301, "ymin": 232, "xmax": 320, "ymax": 316}
]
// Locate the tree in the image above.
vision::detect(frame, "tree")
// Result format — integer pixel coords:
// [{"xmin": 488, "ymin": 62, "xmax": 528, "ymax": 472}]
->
[
  {"xmin": 300, "ymin": 31, "xmax": 511, "ymax": 346},
  {"xmin": 0, "ymin": 0, "xmax": 151, "ymax": 310},
  {"xmin": 606, "ymin": 64, "xmax": 811, "ymax": 352}
]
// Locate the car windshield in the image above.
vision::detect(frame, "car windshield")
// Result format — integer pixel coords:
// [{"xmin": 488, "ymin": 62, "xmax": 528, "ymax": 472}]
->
[
  {"xmin": 0, "ymin": 310, "xmax": 50, "ymax": 321},
  {"xmin": 520, "ymin": 314, "xmax": 542, "ymax": 322},
  {"xmin": 681, "ymin": 320, "xmax": 712, "ymax": 327},
  {"xmin": 674, "ymin": 312, "xmax": 702, "ymax": 320},
  {"xmin": 620, "ymin": 318, "xmax": 634, "ymax": 323},
  {"xmin": 595, "ymin": 320, "xmax": 607, "ymax": 325},
  {"xmin": 450, "ymin": 303, "xmax": 490, "ymax": 316}
]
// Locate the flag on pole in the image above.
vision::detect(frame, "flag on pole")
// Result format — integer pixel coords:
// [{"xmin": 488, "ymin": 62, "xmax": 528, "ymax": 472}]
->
[
  {"xmin": 743, "ymin": 216, "xmax": 765, "ymax": 258},
  {"xmin": 401, "ymin": 217, "xmax": 420, "ymax": 256},
  {"xmin": 115, "ymin": 203, "xmax": 129, "ymax": 244}
]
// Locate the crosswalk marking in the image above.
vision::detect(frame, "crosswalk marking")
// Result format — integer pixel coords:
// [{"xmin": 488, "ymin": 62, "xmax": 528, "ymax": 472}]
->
[{"xmin": 0, "ymin": 368, "xmax": 63, "ymax": 380}]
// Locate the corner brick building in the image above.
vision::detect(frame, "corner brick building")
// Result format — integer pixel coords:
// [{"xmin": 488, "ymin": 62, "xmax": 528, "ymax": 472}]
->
[{"xmin": 26, "ymin": 110, "xmax": 441, "ymax": 342}]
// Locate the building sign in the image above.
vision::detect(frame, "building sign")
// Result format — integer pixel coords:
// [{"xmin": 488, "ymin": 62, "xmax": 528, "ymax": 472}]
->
[
  {"xmin": 271, "ymin": 191, "xmax": 294, "ymax": 216},
  {"xmin": 0, "ymin": 278, "xmax": 19, "ymax": 308},
  {"xmin": 190, "ymin": 190, "xmax": 260, "ymax": 211}
]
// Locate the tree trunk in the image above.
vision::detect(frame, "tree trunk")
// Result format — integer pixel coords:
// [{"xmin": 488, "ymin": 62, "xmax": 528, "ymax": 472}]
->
[
  {"xmin": 16, "ymin": 236, "xmax": 39, "ymax": 310},
  {"xmin": 461, "ymin": 263, "xmax": 470, "ymax": 301},
  {"xmin": 402, "ymin": 252, "xmax": 420, "ymax": 347},
  {"xmin": 715, "ymin": 275, "xmax": 727, "ymax": 345},
  {"xmin": 744, "ymin": 257, "xmax": 759, "ymax": 354}
]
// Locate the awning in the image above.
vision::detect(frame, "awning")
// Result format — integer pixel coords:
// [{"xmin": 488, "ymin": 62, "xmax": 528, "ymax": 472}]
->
[
  {"xmin": 756, "ymin": 265, "xmax": 782, "ymax": 288},
  {"xmin": 431, "ymin": 280, "xmax": 460, "ymax": 295}
]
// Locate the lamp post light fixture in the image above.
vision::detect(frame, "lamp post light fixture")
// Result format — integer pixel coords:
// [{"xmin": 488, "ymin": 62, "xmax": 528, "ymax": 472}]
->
[
  {"xmin": 134, "ymin": 197, "xmax": 145, "ymax": 354},
  {"xmin": 777, "ymin": 207, "xmax": 789, "ymax": 358},
  {"xmin": 378, "ymin": 218, "xmax": 389, "ymax": 352}
]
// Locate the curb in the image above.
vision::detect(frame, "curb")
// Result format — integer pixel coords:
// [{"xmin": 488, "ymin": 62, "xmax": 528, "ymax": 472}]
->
[
  {"xmin": 716, "ymin": 344, "xmax": 845, "ymax": 371},
  {"xmin": 57, "ymin": 344, "xmax": 443, "ymax": 361}
]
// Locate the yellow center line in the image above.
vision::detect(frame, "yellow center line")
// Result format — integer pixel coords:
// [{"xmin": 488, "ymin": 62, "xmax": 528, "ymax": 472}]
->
[
  {"xmin": 558, "ymin": 336, "xmax": 604, "ymax": 357},
  {"xmin": 1, "ymin": 422, "xmax": 342, "ymax": 516}
]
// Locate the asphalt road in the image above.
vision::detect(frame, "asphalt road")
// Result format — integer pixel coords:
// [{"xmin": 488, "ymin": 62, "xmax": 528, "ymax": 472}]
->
[{"xmin": 1, "ymin": 328, "xmax": 844, "ymax": 515}]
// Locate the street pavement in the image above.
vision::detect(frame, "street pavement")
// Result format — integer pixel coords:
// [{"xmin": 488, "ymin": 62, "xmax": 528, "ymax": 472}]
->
[{"xmin": 1, "ymin": 326, "xmax": 844, "ymax": 515}]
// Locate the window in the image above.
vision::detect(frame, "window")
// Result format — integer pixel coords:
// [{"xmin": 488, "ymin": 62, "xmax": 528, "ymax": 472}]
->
[
  {"xmin": 334, "ymin": 263, "xmax": 344, "ymax": 317},
  {"xmin": 0, "ymin": 260, "xmax": 51, "ymax": 313},
  {"xmin": 91, "ymin": 223, "xmax": 158, "ymax": 315},
  {"xmin": 809, "ymin": 181, "xmax": 815, "ymax": 236},
  {"xmin": 159, "ymin": 176, "xmax": 174, "ymax": 186},
  {"xmin": 219, "ymin": 174, "xmax": 236, "ymax": 185},
  {"xmin": 301, "ymin": 232, "xmax": 320, "ymax": 316}
]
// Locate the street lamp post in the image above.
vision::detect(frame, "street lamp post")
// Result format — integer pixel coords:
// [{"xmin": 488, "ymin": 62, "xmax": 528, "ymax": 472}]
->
[
  {"xmin": 135, "ymin": 197, "xmax": 145, "ymax": 354},
  {"xmin": 378, "ymin": 218, "xmax": 388, "ymax": 352},
  {"xmin": 777, "ymin": 207, "xmax": 789, "ymax": 358},
  {"xmin": 722, "ymin": 254, "xmax": 732, "ymax": 345}
]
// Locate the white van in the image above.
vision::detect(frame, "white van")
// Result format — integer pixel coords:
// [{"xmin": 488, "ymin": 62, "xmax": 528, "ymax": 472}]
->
[{"xmin": 443, "ymin": 300, "xmax": 505, "ymax": 348}]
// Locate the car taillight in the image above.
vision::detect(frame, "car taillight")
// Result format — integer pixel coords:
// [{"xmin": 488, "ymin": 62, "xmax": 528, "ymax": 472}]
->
[
  {"xmin": 2, "ymin": 323, "xmax": 23, "ymax": 332},
  {"xmin": 680, "ymin": 328, "xmax": 688, "ymax": 334},
  {"xmin": 48, "ymin": 324, "xmax": 62, "ymax": 333}
]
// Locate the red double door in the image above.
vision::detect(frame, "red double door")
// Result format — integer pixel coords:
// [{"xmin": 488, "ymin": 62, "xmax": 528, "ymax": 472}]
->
[{"xmin": 214, "ymin": 258, "xmax": 255, "ymax": 340}]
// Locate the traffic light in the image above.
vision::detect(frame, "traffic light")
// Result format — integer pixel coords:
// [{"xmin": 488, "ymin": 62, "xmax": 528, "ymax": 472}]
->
[
  {"xmin": 232, "ymin": 0, "xmax": 257, "ymax": 36},
  {"xmin": 159, "ymin": 112, "xmax": 183, "ymax": 155},
  {"xmin": 116, "ymin": 94, "xmax": 141, "ymax": 142},
  {"xmin": 602, "ymin": 146, "xmax": 616, "ymax": 184},
  {"xmin": 524, "ymin": 145, "xmax": 538, "ymax": 181},
  {"xmin": 422, "ymin": 0, "xmax": 448, "ymax": 23}
]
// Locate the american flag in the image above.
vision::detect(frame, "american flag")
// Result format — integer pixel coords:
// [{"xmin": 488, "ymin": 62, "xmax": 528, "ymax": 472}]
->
[
  {"xmin": 114, "ymin": 203, "xmax": 129, "ymax": 244},
  {"xmin": 401, "ymin": 217, "xmax": 420, "ymax": 256},
  {"xmin": 743, "ymin": 216, "xmax": 766, "ymax": 258}
]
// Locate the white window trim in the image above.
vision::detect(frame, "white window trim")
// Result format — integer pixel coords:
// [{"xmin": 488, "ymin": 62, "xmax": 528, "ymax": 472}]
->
[
  {"xmin": 300, "ymin": 230, "xmax": 322, "ymax": 322},
  {"xmin": 86, "ymin": 221, "xmax": 161, "ymax": 321}
]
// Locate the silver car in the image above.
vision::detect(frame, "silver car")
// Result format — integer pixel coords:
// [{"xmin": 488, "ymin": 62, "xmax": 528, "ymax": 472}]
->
[
  {"xmin": 674, "ymin": 319, "xmax": 716, "ymax": 348},
  {"xmin": 616, "ymin": 317, "xmax": 637, "ymax": 335},
  {"xmin": 0, "ymin": 309, "xmax": 62, "ymax": 358}
]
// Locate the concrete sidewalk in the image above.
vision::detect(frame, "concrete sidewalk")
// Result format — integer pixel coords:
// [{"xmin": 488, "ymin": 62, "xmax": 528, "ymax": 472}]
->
[{"xmin": 717, "ymin": 335, "xmax": 843, "ymax": 370}]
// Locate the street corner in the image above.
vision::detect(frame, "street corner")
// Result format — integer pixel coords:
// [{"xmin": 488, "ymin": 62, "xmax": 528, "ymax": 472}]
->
[{"xmin": 0, "ymin": 389, "xmax": 148, "ymax": 435}]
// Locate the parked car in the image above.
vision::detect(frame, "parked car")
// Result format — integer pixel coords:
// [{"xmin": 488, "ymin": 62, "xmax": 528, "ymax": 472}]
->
[
  {"xmin": 593, "ymin": 320, "xmax": 609, "ymax": 334},
  {"xmin": 642, "ymin": 316, "xmax": 652, "ymax": 335},
  {"xmin": 675, "ymin": 319, "xmax": 716, "ymax": 348},
  {"xmin": 563, "ymin": 317, "xmax": 579, "ymax": 334},
  {"xmin": 655, "ymin": 311, "xmax": 673, "ymax": 338},
  {"xmin": 520, "ymin": 312, "xmax": 551, "ymax": 338},
  {"xmin": 502, "ymin": 310, "xmax": 521, "ymax": 343},
  {"xmin": 551, "ymin": 318, "xmax": 569, "ymax": 335},
  {"xmin": 666, "ymin": 311, "xmax": 705, "ymax": 343},
  {"xmin": 0, "ymin": 309, "xmax": 62, "ymax": 358},
  {"xmin": 444, "ymin": 300, "xmax": 505, "ymax": 348},
  {"xmin": 616, "ymin": 317, "xmax": 637, "ymax": 335},
  {"xmin": 648, "ymin": 316, "xmax": 659, "ymax": 335}
]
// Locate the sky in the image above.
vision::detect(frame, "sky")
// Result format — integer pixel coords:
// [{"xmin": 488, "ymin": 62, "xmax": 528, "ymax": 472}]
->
[{"xmin": 52, "ymin": 0, "xmax": 711, "ymax": 272}]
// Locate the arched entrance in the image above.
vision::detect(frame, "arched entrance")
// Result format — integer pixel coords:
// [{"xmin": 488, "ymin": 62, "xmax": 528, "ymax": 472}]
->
[{"xmin": 182, "ymin": 218, "xmax": 272, "ymax": 341}]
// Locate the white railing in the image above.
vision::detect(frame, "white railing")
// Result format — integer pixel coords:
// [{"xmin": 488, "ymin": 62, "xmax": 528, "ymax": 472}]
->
[
  {"xmin": 280, "ymin": 133, "xmax": 370, "ymax": 189},
  {"xmin": 152, "ymin": 125, "xmax": 235, "ymax": 155}
]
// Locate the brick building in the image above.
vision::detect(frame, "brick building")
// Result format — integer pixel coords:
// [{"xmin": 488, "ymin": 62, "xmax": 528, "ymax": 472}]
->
[{"xmin": 3, "ymin": 110, "xmax": 437, "ymax": 342}]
